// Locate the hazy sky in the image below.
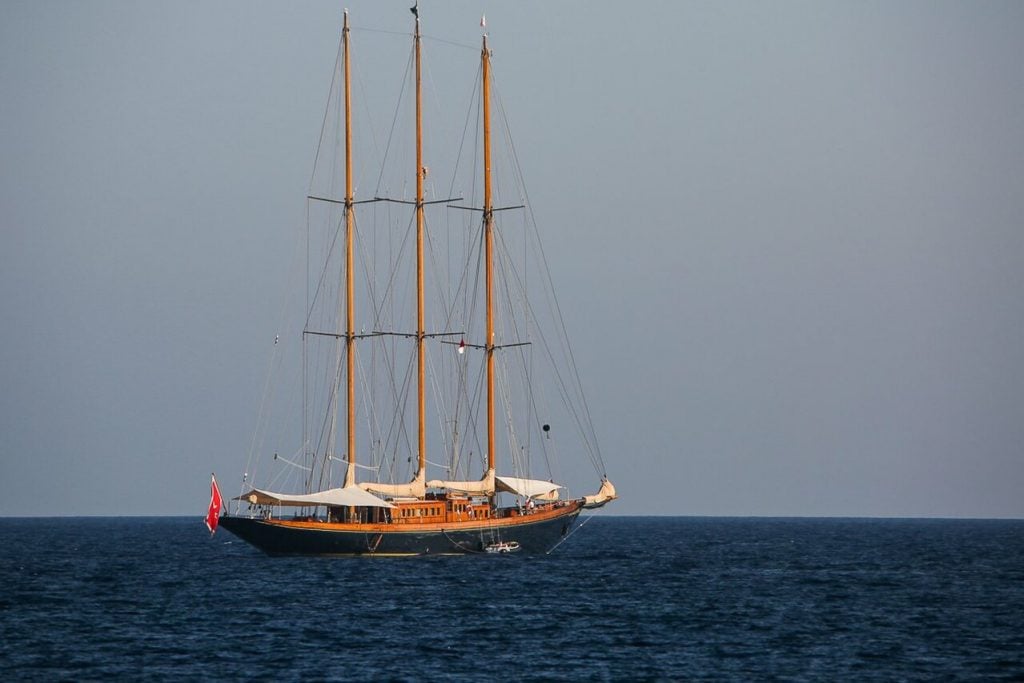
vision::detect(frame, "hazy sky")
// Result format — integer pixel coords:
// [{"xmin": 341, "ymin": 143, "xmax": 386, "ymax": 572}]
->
[{"xmin": 2, "ymin": 1, "xmax": 1022, "ymax": 517}]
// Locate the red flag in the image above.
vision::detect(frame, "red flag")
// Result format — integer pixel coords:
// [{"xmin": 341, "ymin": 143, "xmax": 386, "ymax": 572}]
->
[{"xmin": 205, "ymin": 474, "xmax": 223, "ymax": 534}]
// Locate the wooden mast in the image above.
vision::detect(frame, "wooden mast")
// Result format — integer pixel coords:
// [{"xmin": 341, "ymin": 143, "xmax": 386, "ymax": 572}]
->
[
  {"xmin": 343, "ymin": 9, "xmax": 357, "ymax": 489},
  {"xmin": 414, "ymin": 10, "xmax": 427, "ymax": 489},
  {"xmin": 482, "ymin": 34, "xmax": 496, "ymax": 482}
]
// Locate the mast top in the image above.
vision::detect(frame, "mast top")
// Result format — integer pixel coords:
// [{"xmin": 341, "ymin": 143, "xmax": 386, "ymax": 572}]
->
[{"xmin": 410, "ymin": 2, "xmax": 421, "ymax": 36}]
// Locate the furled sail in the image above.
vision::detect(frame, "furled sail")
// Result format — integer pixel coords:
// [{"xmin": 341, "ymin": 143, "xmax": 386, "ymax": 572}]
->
[
  {"xmin": 582, "ymin": 478, "xmax": 618, "ymax": 509},
  {"xmin": 360, "ymin": 470, "xmax": 426, "ymax": 499},
  {"xmin": 423, "ymin": 472, "xmax": 563, "ymax": 499},
  {"xmin": 495, "ymin": 476, "xmax": 563, "ymax": 500},
  {"xmin": 427, "ymin": 469, "xmax": 496, "ymax": 495}
]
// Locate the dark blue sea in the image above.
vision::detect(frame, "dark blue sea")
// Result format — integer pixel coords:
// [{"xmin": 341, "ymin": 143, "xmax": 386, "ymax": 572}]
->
[{"xmin": 1, "ymin": 517, "xmax": 1022, "ymax": 681}]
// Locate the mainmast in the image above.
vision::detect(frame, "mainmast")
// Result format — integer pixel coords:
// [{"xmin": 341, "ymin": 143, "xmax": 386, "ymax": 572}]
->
[
  {"xmin": 359, "ymin": 5, "xmax": 438, "ymax": 500},
  {"xmin": 414, "ymin": 8, "xmax": 427, "ymax": 488},
  {"xmin": 482, "ymin": 34, "xmax": 496, "ymax": 481},
  {"xmin": 343, "ymin": 10, "xmax": 357, "ymax": 489}
]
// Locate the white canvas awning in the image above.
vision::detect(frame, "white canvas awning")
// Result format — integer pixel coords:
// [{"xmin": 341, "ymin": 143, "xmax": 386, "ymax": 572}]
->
[
  {"xmin": 495, "ymin": 476, "xmax": 563, "ymax": 499},
  {"xmin": 234, "ymin": 486, "xmax": 395, "ymax": 509}
]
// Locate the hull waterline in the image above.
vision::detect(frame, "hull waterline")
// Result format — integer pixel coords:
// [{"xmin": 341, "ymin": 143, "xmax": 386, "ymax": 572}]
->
[{"xmin": 219, "ymin": 506, "xmax": 582, "ymax": 556}]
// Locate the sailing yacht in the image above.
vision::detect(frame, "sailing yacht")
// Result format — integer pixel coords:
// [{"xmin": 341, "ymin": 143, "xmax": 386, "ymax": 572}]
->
[{"xmin": 217, "ymin": 8, "xmax": 615, "ymax": 555}]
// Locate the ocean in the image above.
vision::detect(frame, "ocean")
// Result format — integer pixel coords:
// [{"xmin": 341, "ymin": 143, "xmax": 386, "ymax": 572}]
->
[{"xmin": 1, "ymin": 516, "xmax": 1021, "ymax": 681}]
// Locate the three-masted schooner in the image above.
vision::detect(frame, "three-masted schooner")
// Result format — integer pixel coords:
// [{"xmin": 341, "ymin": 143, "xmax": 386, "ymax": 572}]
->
[{"xmin": 217, "ymin": 8, "xmax": 615, "ymax": 555}]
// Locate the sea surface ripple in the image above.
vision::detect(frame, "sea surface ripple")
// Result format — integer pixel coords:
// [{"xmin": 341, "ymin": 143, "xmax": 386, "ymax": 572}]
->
[{"xmin": 1, "ymin": 516, "xmax": 1022, "ymax": 681}]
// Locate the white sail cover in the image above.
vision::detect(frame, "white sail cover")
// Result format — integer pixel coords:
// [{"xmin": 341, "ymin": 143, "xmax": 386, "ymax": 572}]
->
[
  {"xmin": 427, "ymin": 469, "xmax": 496, "ymax": 495},
  {"xmin": 495, "ymin": 476, "xmax": 563, "ymax": 500},
  {"xmin": 582, "ymin": 478, "xmax": 617, "ymax": 509},
  {"xmin": 360, "ymin": 470, "xmax": 426, "ymax": 499},
  {"xmin": 234, "ymin": 486, "xmax": 395, "ymax": 508}
]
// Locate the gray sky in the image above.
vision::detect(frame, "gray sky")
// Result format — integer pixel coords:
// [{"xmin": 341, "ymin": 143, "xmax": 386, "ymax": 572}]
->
[{"xmin": 2, "ymin": 1, "xmax": 1022, "ymax": 517}]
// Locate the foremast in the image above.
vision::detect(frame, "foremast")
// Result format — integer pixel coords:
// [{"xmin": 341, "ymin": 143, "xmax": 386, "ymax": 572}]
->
[{"xmin": 360, "ymin": 6, "xmax": 432, "ymax": 499}]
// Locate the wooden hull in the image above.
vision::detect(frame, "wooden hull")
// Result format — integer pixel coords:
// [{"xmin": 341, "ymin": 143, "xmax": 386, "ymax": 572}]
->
[{"xmin": 219, "ymin": 502, "xmax": 582, "ymax": 556}]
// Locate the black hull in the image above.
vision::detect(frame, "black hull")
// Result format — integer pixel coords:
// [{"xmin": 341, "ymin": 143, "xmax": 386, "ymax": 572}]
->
[{"xmin": 219, "ymin": 509, "xmax": 581, "ymax": 556}]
